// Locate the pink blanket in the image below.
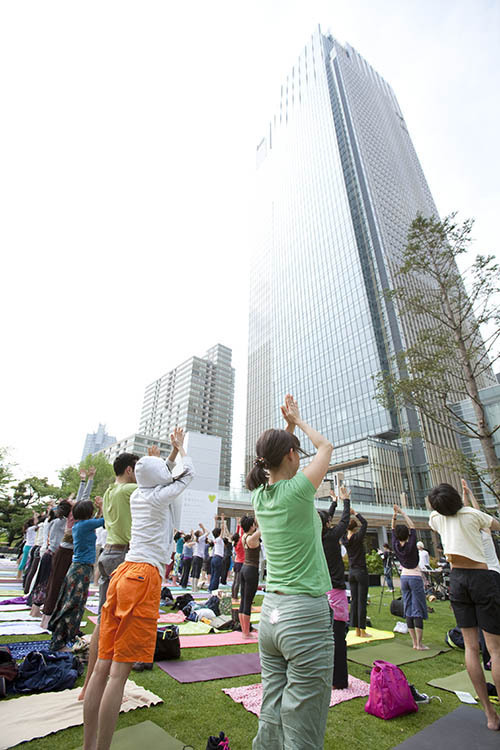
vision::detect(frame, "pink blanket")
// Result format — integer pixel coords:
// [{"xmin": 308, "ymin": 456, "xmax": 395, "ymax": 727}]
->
[{"xmin": 223, "ymin": 675, "xmax": 370, "ymax": 716}]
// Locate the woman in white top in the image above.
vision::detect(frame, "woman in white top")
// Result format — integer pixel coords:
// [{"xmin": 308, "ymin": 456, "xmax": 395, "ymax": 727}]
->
[{"xmin": 428, "ymin": 481, "xmax": 500, "ymax": 731}]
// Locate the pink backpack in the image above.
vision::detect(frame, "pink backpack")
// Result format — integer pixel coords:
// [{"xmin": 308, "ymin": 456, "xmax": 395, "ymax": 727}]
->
[{"xmin": 365, "ymin": 660, "xmax": 418, "ymax": 719}]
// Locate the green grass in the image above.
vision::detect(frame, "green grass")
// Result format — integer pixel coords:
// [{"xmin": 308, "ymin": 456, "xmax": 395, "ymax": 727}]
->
[{"xmin": 1, "ymin": 589, "xmax": 482, "ymax": 749}]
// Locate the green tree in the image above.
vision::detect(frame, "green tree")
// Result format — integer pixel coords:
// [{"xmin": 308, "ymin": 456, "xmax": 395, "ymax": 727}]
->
[
  {"xmin": 0, "ymin": 474, "xmax": 59, "ymax": 546},
  {"xmin": 375, "ymin": 213, "xmax": 500, "ymax": 501},
  {"xmin": 58, "ymin": 453, "xmax": 115, "ymax": 500}
]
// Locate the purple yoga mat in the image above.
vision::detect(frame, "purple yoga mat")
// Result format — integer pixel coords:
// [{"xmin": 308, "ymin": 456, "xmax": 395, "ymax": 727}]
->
[
  {"xmin": 157, "ymin": 651, "xmax": 261, "ymax": 683},
  {"xmin": 0, "ymin": 596, "xmax": 27, "ymax": 605}
]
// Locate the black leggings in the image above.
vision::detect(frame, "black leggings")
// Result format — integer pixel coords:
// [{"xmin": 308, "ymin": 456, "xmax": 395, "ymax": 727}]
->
[
  {"xmin": 232, "ymin": 562, "xmax": 243, "ymax": 598},
  {"xmin": 239, "ymin": 564, "xmax": 259, "ymax": 616},
  {"xmin": 191, "ymin": 555, "xmax": 203, "ymax": 579},
  {"xmin": 333, "ymin": 619, "xmax": 348, "ymax": 689},
  {"xmin": 180, "ymin": 557, "xmax": 192, "ymax": 588},
  {"xmin": 349, "ymin": 568, "xmax": 369, "ymax": 629},
  {"xmin": 406, "ymin": 616, "xmax": 423, "ymax": 630}
]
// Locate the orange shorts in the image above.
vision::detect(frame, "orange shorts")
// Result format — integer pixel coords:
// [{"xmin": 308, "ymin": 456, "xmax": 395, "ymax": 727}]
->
[{"xmin": 98, "ymin": 561, "xmax": 161, "ymax": 663}]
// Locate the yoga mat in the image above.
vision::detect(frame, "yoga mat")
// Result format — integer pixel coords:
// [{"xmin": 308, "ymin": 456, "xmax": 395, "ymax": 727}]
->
[
  {"xmin": 347, "ymin": 640, "xmax": 449, "ymax": 667},
  {"xmin": 0, "ymin": 589, "xmax": 23, "ymax": 595},
  {"xmin": 346, "ymin": 627, "xmax": 394, "ymax": 646},
  {"xmin": 392, "ymin": 705, "xmax": 499, "ymax": 749},
  {"xmin": 223, "ymin": 675, "xmax": 370, "ymax": 716},
  {"xmin": 157, "ymin": 652, "xmax": 261, "ymax": 683},
  {"xmin": 177, "ymin": 621, "xmax": 212, "ymax": 635},
  {"xmin": 88, "ymin": 612, "xmax": 185, "ymax": 625},
  {"xmin": 73, "ymin": 720, "xmax": 190, "ymax": 750},
  {"xmin": 106, "ymin": 721, "xmax": 190, "ymax": 750},
  {"xmin": 0, "ymin": 604, "xmax": 30, "ymax": 611},
  {"xmin": 0, "ymin": 679, "xmax": 163, "ymax": 750},
  {"xmin": 0, "ymin": 621, "xmax": 49, "ymax": 635},
  {"xmin": 0, "ymin": 596, "xmax": 27, "ymax": 604},
  {"xmin": 180, "ymin": 631, "xmax": 259, "ymax": 648},
  {"xmin": 428, "ymin": 666, "xmax": 488, "ymax": 695},
  {"xmin": 0, "ymin": 610, "xmax": 41, "ymax": 621},
  {"xmin": 4, "ymin": 639, "xmax": 52, "ymax": 659}
]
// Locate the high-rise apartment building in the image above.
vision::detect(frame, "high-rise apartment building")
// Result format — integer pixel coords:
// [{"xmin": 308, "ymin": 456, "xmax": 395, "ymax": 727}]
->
[
  {"xmin": 140, "ymin": 344, "xmax": 235, "ymax": 487},
  {"xmin": 246, "ymin": 27, "xmax": 494, "ymax": 506},
  {"xmin": 81, "ymin": 424, "xmax": 116, "ymax": 462}
]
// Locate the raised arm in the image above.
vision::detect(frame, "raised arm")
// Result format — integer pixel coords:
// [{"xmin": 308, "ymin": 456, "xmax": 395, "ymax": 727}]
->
[
  {"xmin": 281, "ymin": 394, "xmax": 333, "ymax": 490},
  {"xmin": 157, "ymin": 428, "xmax": 194, "ymax": 503},
  {"xmin": 393, "ymin": 504, "xmax": 414, "ymax": 530},
  {"xmin": 75, "ymin": 469, "xmax": 87, "ymax": 502},
  {"xmin": 82, "ymin": 466, "xmax": 96, "ymax": 501},
  {"xmin": 331, "ymin": 486, "xmax": 351, "ymax": 539},
  {"xmin": 328, "ymin": 489, "xmax": 337, "ymax": 519},
  {"xmin": 461, "ymin": 478, "xmax": 480, "ymax": 510}
]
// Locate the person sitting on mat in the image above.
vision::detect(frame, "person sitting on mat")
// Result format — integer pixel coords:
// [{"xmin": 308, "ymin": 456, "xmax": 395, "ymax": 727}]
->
[
  {"xmin": 429, "ymin": 482, "xmax": 500, "ymax": 731},
  {"xmin": 392, "ymin": 505, "xmax": 428, "ymax": 650},
  {"xmin": 319, "ymin": 485, "xmax": 351, "ymax": 689}
]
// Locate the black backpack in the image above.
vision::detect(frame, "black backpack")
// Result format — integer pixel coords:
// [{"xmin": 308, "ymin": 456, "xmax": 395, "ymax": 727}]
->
[
  {"xmin": 154, "ymin": 626, "xmax": 181, "ymax": 661},
  {"xmin": 173, "ymin": 593, "xmax": 194, "ymax": 611},
  {"xmin": 390, "ymin": 597, "xmax": 405, "ymax": 618}
]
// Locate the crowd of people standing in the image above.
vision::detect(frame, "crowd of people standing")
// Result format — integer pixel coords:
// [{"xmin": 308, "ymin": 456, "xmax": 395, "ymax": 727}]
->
[{"xmin": 14, "ymin": 393, "xmax": 500, "ymax": 749}]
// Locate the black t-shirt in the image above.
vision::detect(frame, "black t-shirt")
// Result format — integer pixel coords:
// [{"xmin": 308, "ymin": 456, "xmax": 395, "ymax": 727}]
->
[
  {"xmin": 343, "ymin": 513, "xmax": 368, "ymax": 571},
  {"xmin": 322, "ymin": 499, "xmax": 351, "ymax": 589}
]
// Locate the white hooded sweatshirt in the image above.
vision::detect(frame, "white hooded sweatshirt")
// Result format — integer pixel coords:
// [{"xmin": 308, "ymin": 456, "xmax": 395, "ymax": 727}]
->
[{"xmin": 125, "ymin": 454, "xmax": 194, "ymax": 577}]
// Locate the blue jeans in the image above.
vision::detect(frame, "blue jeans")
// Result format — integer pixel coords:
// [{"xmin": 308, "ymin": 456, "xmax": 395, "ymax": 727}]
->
[
  {"xmin": 401, "ymin": 575, "xmax": 428, "ymax": 619},
  {"xmin": 209, "ymin": 555, "xmax": 223, "ymax": 592},
  {"xmin": 252, "ymin": 592, "xmax": 333, "ymax": 749},
  {"xmin": 383, "ymin": 566, "xmax": 393, "ymax": 590}
]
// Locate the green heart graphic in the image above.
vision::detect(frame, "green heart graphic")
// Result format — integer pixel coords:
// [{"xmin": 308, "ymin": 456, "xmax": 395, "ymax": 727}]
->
[{"xmin": 208, "ymin": 494, "xmax": 216, "ymax": 503}]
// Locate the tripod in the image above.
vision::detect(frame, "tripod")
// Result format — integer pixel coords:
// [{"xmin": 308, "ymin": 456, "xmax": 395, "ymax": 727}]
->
[{"xmin": 378, "ymin": 564, "xmax": 397, "ymax": 613}]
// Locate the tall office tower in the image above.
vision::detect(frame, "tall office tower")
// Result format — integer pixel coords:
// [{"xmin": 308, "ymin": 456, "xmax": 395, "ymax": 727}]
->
[
  {"xmin": 140, "ymin": 344, "xmax": 235, "ymax": 487},
  {"xmin": 246, "ymin": 27, "xmax": 494, "ymax": 506},
  {"xmin": 81, "ymin": 424, "xmax": 116, "ymax": 462}
]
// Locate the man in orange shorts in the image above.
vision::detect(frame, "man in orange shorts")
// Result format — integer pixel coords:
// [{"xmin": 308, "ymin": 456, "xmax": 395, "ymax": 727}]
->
[{"xmin": 83, "ymin": 428, "xmax": 194, "ymax": 750}]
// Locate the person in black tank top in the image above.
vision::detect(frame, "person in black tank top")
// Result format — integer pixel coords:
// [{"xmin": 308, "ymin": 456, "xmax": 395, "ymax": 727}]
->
[{"xmin": 239, "ymin": 515, "xmax": 261, "ymax": 638}]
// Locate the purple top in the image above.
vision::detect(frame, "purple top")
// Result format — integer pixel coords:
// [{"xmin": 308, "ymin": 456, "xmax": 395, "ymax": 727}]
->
[{"xmin": 392, "ymin": 528, "xmax": 419, "ymax": 569}]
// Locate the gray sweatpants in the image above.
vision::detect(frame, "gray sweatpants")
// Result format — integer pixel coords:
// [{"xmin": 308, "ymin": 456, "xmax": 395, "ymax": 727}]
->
[{"xmin": 252, "ymin": 592, "xmax": 334, "ymax": 750}]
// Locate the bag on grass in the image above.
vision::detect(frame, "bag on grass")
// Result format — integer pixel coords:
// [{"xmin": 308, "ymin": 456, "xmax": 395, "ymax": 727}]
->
[
  {"xmin": 174, "ymin": 593, "xmax": 194, "ymax": 611},
  {"xmin": 209, "ymin": 615, "xmax": 233, "ymax": 632},
  {"xmin": 0, "ymin": 646, "xmax": 18, "ymax": 698},
  {"xmin": 218, "ymin": 594, "xmax": 232, "ymax": 616},
  {"xmin": 154, "ymin": 625, "xmax": 181, "ymax": 661},
  {"xmin": 204, "ymin": 595, "xmax": 220, "ymax": 616},
  {"xmin": 390, "ymin": 597, "xmax": 404, "ymax": 618},
  {"xmin": 365, "ymin": 660, "xmax": 418, "ymax": 720},
  {"xmin": 14, "ymin": 651, "xmax": 82, "ymax": 694},
  {"xmin": 445, "ymin": 627, "xmax": 464, "ymax": 650}
]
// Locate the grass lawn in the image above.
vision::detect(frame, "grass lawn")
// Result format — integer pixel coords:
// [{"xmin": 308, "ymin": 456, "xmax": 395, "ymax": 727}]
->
[{"xmin": 0, "ymin": 587, "xmax": 483, "ymax": 749}]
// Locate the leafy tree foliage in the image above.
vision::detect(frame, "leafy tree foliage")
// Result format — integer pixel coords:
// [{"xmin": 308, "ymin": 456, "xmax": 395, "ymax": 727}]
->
[{"xmin": 375, "ymin": 213, "xmax": 500, "ymax": 501}]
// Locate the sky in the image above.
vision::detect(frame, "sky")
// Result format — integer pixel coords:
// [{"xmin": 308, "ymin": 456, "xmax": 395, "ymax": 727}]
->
[{"xmin": 1, "ymin": 0, "xmax": 499, "ymax": 486}]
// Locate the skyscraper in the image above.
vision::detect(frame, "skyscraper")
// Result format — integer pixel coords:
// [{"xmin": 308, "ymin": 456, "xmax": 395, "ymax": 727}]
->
[
  {"xmin": 81, "ymin": 424, "xmax": 116, "ymax": 462},
  {"xmin": 140, "ymin": 344, "xmax": 235, "ymax": 487},
  {"xmin": 246, "ymin": 27, "xmax": 494, "ymax": 506}
]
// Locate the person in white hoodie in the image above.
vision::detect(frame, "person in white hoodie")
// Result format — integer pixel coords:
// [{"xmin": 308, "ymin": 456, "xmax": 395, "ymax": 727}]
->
[{"xmin": 83, "ymin": 427, "xmax": 194, "ymax": 750}]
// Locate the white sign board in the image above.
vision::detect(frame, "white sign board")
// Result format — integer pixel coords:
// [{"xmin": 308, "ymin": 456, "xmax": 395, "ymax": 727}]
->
[{"xmin": 177, "ymin": 432, "xmax": 221, "ymax": 532}]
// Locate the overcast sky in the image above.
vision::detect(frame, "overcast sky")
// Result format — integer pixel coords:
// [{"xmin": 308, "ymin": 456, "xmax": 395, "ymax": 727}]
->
[{"xmin": 1, "ymin": 0, "xmax": 499, "ymax": 486}]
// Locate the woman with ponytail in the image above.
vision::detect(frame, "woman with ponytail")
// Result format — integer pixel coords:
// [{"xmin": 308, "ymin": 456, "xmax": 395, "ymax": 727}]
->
[{"xmin": 247, "ymin": 394, "xmax": 334, "ymax": 750}]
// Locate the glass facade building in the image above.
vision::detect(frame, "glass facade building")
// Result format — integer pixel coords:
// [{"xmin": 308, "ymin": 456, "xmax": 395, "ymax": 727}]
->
[
  {"xmin": 451, "ymin": 384, "xmax": 500, "ymax": 508},
  {"xmin": 246, "ymin": 27, "xmax": 495, "ymax": 506},
  {"xmin": 140, "ymin": 344, "xmax": 235, "ymax": 487},
  {"xmin": 81, "ymin": 423, "xmax": 116, "ymax": 462}
]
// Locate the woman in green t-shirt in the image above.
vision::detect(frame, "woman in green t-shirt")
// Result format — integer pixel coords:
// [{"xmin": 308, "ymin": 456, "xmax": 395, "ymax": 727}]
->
[{"xmin": 246, "ymin": 394, "xmax": 334, "ymax": 750}]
